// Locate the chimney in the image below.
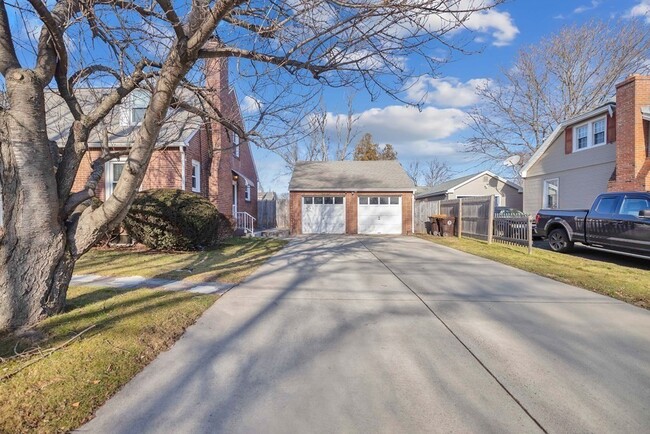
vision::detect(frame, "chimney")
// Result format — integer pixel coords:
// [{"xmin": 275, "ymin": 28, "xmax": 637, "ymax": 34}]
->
[{"xmin": 610, "ymin": 75, "xmax": 650, "ymax": 191}]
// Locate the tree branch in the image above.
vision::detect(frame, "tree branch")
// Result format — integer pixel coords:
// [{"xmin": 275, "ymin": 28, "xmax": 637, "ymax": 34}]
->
[{"xmin": 0, "ymin": 0, "xmax": 20, "ymax": 75}]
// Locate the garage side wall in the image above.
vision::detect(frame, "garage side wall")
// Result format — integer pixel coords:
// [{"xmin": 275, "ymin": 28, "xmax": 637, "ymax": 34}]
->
[{"xmin": 290, "ymin": 191, "xmax": 413, "ymax": 235}]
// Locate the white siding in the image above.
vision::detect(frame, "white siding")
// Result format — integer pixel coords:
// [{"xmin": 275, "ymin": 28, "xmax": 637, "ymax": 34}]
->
[{"xmin": 452, "ymin": 176, "xmax": 523, "ymax": 210}]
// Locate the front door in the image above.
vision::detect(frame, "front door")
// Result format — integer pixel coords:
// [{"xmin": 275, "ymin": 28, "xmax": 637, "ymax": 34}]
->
[{"xmin": 232, "ymin": 181, "xmax": 238, "ymax": 215}]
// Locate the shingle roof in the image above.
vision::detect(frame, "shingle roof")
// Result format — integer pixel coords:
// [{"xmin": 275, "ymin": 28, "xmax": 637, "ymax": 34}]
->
[
  {"xmin": 415, "ymin": 173, "xmax": 478, "ymax": 198},
  {"xmin": 289, "ymin": 161, "xmax": 415, "ymax": 191},
  {"xmin": 45, "ymin": 88, "xmax": 203, "ymax": 148}
]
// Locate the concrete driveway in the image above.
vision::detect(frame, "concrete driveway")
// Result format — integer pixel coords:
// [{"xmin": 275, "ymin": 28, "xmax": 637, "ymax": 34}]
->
[{"xmin": 81, "ymin": 236, "xmax": 650, "ymax": 433}]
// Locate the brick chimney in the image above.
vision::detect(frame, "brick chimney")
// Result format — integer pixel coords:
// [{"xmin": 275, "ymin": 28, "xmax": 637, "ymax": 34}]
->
[{"xmin": 609, "ymin": 75, "xmax": 650, "ymax": 191}]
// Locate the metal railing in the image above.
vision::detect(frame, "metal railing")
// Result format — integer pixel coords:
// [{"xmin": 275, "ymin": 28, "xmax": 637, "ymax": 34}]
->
[
  {"xmin": 235, "ymin": 211, "xmax": 256, "ymax": 236},
  {"xmin": 493, "ymin": 214, "xmax": 533, "ymax": 254}
]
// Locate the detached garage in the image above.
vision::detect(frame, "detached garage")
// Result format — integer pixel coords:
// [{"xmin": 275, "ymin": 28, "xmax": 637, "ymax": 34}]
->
[{"xmin": 289, "ymin": 161, "xmax": 415, "ymax": 235}]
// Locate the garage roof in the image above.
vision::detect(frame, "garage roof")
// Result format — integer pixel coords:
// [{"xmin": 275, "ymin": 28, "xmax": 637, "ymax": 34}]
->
[{"xmin": 289, "ymin": 161, "xmax": 415, "ymax": 191}]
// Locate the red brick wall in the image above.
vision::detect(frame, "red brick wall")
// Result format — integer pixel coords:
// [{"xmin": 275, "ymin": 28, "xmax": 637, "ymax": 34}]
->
[
  {"xmin": 609, "ymin": 75, "xmax": 650, "ymax": 191},
  {"xmin": 71, "ymin": 148, "xmax": 182, "ymax": 201},
  {"xmin": 204, "ymin": 58, "xmax": 259, "ymax": 218},
  {"xmin": 289, "ymin": 191, "xmax": 414, "ymax": 235}
]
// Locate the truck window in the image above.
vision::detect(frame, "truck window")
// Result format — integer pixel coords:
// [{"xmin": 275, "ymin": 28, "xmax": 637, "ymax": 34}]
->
[
  {"xmin": 595, "ymin": 197, "xmax": 620, "ymax": 214},
  {"xmin": 620, "ymin": 197, "xmax": 650, "ymax": 217}
]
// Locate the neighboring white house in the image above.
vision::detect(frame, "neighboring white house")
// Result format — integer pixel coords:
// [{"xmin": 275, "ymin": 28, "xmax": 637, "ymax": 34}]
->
[
  {"xmin": 415, "ymin": 171, "xmax": 523, "ymax": 210},
  {"xmin": 521, "ymin": 74, "xmax": 650, "ymax": 215}
]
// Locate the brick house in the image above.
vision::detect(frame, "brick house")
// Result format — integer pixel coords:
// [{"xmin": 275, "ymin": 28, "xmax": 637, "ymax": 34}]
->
[
  {"xmin": 521, "ymin": 75, "xmax": 650, "ymax": 214},
  {"xmin": 46, "ymin": 58, "xmax": 258, "ymax": 225},
  {"xmin": 289, "ymin": 161, "xmax": 415, "ymax": 235}
]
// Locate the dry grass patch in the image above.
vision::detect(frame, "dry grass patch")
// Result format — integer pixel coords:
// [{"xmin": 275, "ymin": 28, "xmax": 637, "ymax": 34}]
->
[{"xmin": 418, "ymin": 235, "xmax": 650, "ymax": 309}]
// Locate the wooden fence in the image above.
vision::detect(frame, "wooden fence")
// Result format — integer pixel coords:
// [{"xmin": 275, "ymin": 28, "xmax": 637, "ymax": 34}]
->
[
  {"xmin": 415, "ymin": 195, "xmax": 533, "ymax": 254},
  {"xmin": 276, "ymin": 198, "xmax": 290, "ymax": 229},
  {"xmin": 413, "ymin": 200, "xmax": 441, "ymax": 233},
  {"xmin": 257, "ymin": 198, "xmax": 276, "ymax": 229}
]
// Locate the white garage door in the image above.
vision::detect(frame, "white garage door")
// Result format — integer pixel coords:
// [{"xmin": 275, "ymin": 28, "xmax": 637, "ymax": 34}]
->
[
  {"xmin": 358, "ymin": 196, "xmax": 402, "ymax": 235},
  {"xmin": 302, "ymin": 196, "xmax": 346, "ymax": 234}
]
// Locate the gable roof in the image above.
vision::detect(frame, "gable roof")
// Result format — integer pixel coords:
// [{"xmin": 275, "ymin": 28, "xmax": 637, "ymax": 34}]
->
[
  {"xmin": 521, "ymin": 101, "xmax": 616, "ymax": 178},
  {"xmin": 289, "ymin": 161, "xmax": 415, "ymax": 191},
  {"xmin": 45, "ymin": 88, "xmax": 204, "ymax": 148},
  {"xmin": 415, "ymin": 170, "xmax": 522, "ymax": 199}
]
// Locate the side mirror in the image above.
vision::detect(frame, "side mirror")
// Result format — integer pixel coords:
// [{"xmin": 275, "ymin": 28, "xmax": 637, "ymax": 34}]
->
[{"xmin": 639, "ymin": 209, "xmax": 650, "ymax": 218}]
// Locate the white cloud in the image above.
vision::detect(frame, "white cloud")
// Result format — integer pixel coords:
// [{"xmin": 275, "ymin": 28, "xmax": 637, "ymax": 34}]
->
[
  {"xmin": 404, "ymin": 76, "xmax": 489, "ymax": 107},
  {"xmin": 628, "ymin": 0, "xmax": 650, "ymax": 22},
  {"xmin": 241, "ymin": 95, "xmax": 262, "ymax": 114},
  {"xmin": 574, "ymin": 0, "xmax": 601, "ymax": 14},
  {"xmin": 463, "ymin": 9, "xmax": 519, "ymax": 46},
  {"xmin": 326, "ymin": 105, "xmax": 469, "ymax": 159}
]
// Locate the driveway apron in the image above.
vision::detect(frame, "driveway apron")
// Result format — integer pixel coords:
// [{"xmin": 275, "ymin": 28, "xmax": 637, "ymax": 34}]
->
[{"xmin": 80, "ymin": 236, "xmax": 650, "ymax": 433}]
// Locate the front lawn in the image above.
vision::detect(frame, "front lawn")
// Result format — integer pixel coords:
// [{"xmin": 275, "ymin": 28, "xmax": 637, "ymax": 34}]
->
[
  {"xmin": 74, "ymin": 237, "xmax": 288, "ymax": 283},
  {"xmin": 418, "ymin": 235, "xmax": 650, "ymax": 309},
  {"xmin": 0, "ymin": 237, "xmax": 287, "ymax": 433}
]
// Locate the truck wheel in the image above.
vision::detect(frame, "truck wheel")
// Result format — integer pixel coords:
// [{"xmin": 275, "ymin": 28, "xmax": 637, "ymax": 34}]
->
[{"xmin": 548, "ymin": 228, "xmax": 574, "ymax": 253}]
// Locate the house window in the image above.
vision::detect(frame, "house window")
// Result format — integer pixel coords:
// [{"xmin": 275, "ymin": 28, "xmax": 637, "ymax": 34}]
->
[
  {"xmin": 129, "ymin": 90, "xmax": 149, "ymax": 125},
  {"xmin": 593, "ymin": 119, "xmax": 605, "ymax": 145},
  {"xmin": 191, "ymin": 160, "xmax": 201, "ymax": 192},
  {"xmin": 573, "ymin": 117, "xmax": 607, "ymax": 151},
  {"xmin": 543, "ymin": 178, "xmax": 559, "ymax": 209},
  {"xmin": 576, "ymin": 125, "xmax": 588, "ymax": 150},
  {"xmin": 233, "ymin": 133, "xmax": 240, "ymax": 158},
  {"xmin": 245, "ymin": 183, "xmax": 251, "ymax": 202},
  {"xmin": 105, "ymin": 159, "xmax": 126, "ymax": 198}
]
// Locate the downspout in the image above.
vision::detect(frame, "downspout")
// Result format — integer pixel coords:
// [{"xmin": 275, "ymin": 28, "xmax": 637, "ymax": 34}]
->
[
  {"xmin": 411, "ymin": 192, "xmax": 415, "ymax": 235},
  {"xmin": 180, "ymin": 145, "xmax": 186, "ymax": 191}
]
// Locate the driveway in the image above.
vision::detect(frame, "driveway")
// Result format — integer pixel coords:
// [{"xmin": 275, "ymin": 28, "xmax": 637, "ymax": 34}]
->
[{"xmin": 81, "ymin": 236, "xmax": 650, "ymax": 433}]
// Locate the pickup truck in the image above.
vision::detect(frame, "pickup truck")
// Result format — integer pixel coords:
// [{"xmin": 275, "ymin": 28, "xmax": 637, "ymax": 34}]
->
[{"xmin": 535, "ymin": 192, "xmax": 650, "ymax": 256}]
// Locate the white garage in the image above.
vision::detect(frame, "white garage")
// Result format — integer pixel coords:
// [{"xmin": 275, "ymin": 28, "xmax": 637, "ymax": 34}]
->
[
  {"xmin": 301, "ymin": 196, "xmax": 346, "ymax": 234},
  {"xmin": 289, "ymin": 161, "xmax": 415, "ymax": 235},
  {"xmin": 358, "ymin": 196, "xmax": 402, "ymax": 234}
]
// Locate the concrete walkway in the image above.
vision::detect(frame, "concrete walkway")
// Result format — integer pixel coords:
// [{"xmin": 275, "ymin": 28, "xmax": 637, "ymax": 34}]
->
[
  {"xmin": 80, "ymin": 236, "xmax": 650, "ymax": 433},
  {"xmin": 70, "ymin": 274, "xmax": 234, "ymax": 294}
]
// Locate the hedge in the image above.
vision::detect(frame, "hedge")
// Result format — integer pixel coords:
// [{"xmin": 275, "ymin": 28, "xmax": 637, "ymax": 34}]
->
[{"xmin": 123, "ymin": 189, "xmax": 232, "ymax": 250}]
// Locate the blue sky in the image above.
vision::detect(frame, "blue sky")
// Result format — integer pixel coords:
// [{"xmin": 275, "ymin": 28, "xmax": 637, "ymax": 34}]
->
[{"xmin": 250, "ymin": 0, "xmax": 650, "ymax": 193}]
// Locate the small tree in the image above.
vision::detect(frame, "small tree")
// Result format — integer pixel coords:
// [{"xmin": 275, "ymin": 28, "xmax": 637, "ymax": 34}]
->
[
  {"xmin": 380, "ymin": 144, "xmax": 398, "ymax": 160},
  {"xmin": 353, "ymin": 133, "xmax": 381, "ymax": 161},
  {"xmin": 467, "ymin": 19, "xmax": 650, "ymax": 174}
]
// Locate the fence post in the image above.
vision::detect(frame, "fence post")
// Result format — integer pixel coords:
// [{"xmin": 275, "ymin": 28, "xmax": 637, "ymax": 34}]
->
[
  {"xmin": 487, "ymin": 197, "xmax": 495, "ymax": 244},
  {"xmin": 457, "ymin": 198, "xmax": 463, "ymax": 239},
  {"xmin": 527, "ymin": 216, "xmax": 533, "ymax": 255}
]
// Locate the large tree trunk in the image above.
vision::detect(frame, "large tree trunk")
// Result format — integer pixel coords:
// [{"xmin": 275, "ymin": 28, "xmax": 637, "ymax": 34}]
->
[{"xmin": 0, "ymin": 68, "xmax": 73, "ymax": 331}]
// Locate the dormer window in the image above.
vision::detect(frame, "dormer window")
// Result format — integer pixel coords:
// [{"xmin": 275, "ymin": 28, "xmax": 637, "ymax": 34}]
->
[
  {"xmin": 573, "ymin": 116, "xmax": 607, "ymax": 152},
  {"xmin": 128, "ymin": 90, "xmax": 149, "ymax": 125}
]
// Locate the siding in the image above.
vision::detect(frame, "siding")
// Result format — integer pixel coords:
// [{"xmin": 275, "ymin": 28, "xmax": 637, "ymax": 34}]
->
[
  {"xmin": 523, "ymin": 162, "xmax": 615, "ymax": 214},
  {"xmin": 523, "ymin": 125, "xmax": 617, "ymax": 214},
  {"xmin": 527, "ymin": 130, "xmax": 616, "ymax": 177},
  {"xmin": 451, "ymin": 177, "xmax": 523, "ymax": 210}
]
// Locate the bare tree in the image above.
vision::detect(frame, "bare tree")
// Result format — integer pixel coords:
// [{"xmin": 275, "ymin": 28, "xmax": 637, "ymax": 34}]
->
[
  {"xmin": 423, "ymin": 159, "xmax": 452, "ymax": 187},
  {"xmin": 406, "ymin": 161, "xmax": 421, "ymax": 185},
  {"xmin": 0, "ymin": 0, "xmax": 505, "ymax": 330},
  {"xmin": 467, "ymin": 19, "xmax": 650, "ymax": 174},
  {"xmin": 334, "ymin": 93, "xmax": 359, "ymax": 161}
]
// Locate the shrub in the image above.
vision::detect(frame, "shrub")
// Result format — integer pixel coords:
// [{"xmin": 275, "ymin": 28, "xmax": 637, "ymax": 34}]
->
[{"xmin": 123, "ymin": 189, "xmax": 232, "ymax": 250}]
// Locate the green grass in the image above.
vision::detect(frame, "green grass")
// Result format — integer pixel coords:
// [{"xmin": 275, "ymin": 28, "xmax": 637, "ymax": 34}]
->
[
  {"xmin": 418, "ymin": 235, "xmax": 650, "ymax": 309},
  {"xmin": 0, "ymin": 237, "xmax": 287, "ymax": 433},
  {"xmin": 74, "ymin": 237, "xmax": 288, "ymax": 284}
]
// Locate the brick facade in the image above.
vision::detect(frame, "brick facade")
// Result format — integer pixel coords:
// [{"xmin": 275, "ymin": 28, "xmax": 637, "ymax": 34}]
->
[
  {"xmin": 290, "ymin": 191, "xmax": 414, "ymax": 235},
  {"xmin": 608, "ymin": 75, "xmax": 650, "ymax": 192},
  {"xmin": 70, "ymin": 58, "xmax": 258, "ymax": 219}
]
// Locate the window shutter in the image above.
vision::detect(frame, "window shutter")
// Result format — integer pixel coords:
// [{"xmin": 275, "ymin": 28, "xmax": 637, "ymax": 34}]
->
[
  {"xmin": 607, "ymin": 111, "xmax": 616, "ymax": 143},
  {"xmin": 565, "ymin": 127, "xmax": 573, "ymax": 154}
]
